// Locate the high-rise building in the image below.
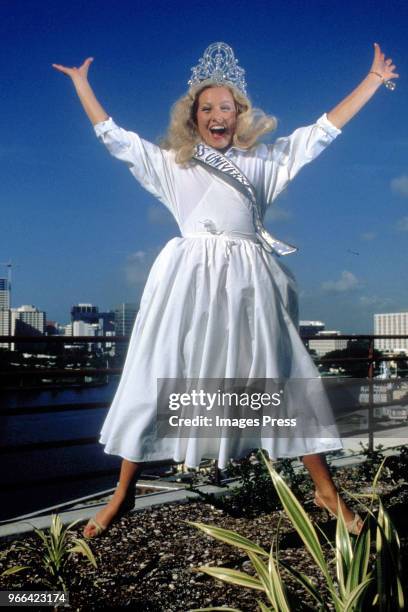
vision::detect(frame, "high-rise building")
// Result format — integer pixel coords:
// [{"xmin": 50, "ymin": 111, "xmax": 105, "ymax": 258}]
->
[
  {"xmin": 0, "ymin": 278, "xmax": 11, "ymax": 348},
  {"xmin": 299, "ymin": 320, "xmax": 325, "ymax": 347},
  {"xmin": 309, "ymin": 331, "xmax": 347, "ymax": 357},
  {"xmin": 114, "ymin": 303, "xmax": 138, "ymax": 359},
  {"xmin": 71, "ymin": 303, "xmax": 99, "ymax": 324},
  {"xmin": 10, "ymin": 305, "xmax": 46, "ymax": 352},
  {"xmin": 71, "ymin": 303, "xmax": 114, "ymax": 334},
  {"xmin": 299, "ymin": 320, "xmax": 325, "ymax": 336},
  {"xmin": 374, "ymin": 312, "xmax": 408, "ymax": 353},
  {"xmin": 72, "ymin": 321, "xmax": 98, "ymax": 336},
  {"xmin": 0, "ymin": 278, "xmax": 10, "ymax": 309},
  {"xmin": 0, "ymin": 309, "xmax": 11, "ymax": 349},
  {"xmin": 114, "ymin": 303, "xmax": 138, "ymax": 336},
  {"xmin": 71, "ymin": 320, "xmax": 100, "ymax": 352},
  {"xmin": 11, "ymin": 305, "xmax": 46, "ymax": 335}
]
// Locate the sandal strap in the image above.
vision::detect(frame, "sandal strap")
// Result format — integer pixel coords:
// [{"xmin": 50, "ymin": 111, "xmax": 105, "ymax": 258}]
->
[
  {"xmin": 85, "ymin": 517, "xmax": 107, "ymax": 537},
  {"xmin": 346, "ymin": 513, "xmax": 363, "ymax": 535},
  {"xmin": 315, "ymin": 494, "xmax": 363, "ymax": 535}
]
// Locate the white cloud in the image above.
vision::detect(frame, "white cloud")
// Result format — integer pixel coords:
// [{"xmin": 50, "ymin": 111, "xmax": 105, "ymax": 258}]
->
[
  {"xmin": 124, "ymin": 249, "xmax": 159, "ymax": 286},
  {"xmin": 391, "ymin": 174, "xmax": 408, "ymax": 197},
  {"xmin": 321, "ymin": 270, "xmax": 360, "ymax": 293},
  {"xmin": 359, "ymin": 295, "xmax": 393, "ymax": 308},
  {"xmin": 129, "ymin": 250, "xmax": 146, "ymax": 260},
  {"xmin": 360, "ymin": 231, "xmax": 376, "ymax": 241},
  {"xmin": 396, "ymin": 216, "xmax": 408, "ymax": 232},
  {"xmin": 147, "ymin": 205, "xmax": 175, "ymax": 225}
]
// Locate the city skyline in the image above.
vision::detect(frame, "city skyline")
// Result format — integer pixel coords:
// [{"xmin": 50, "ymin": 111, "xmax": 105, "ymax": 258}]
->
[
  {"xmin": 0, "ymin": 277, "xmax": 140, "ymax": 332},
  {"xmin": 4, "ymin": 275, "xmax": 408, "ymax": 339},
  {"xmin": 1, "ymin": 0, "xmax": 407, "ymax": 333},
  {"xmin": 0, "ymin": 279, "xmax": 137, "ymax": 327}
]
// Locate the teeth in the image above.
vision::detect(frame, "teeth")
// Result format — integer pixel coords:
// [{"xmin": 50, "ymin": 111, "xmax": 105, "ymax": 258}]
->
[{"xmin": 210, "ymin": 126, "xmax": 226, "ymax": 133}]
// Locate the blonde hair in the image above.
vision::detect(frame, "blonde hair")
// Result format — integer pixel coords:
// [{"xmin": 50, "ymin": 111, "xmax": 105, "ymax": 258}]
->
[{"xmin": 161, "ymin": 80, "xmax": 277, "ymax": 165}]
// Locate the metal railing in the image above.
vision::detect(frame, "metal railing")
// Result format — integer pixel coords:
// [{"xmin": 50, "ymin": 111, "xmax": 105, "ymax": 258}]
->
[{"xmin": 1, "ymin": 333, "xmax": 407, "ymax": 494}]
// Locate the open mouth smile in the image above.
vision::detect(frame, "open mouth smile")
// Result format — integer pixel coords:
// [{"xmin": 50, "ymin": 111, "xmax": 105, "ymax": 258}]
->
[{"xmin": 209, "ymin": 126, "xmax": 227, "ymax": 136}]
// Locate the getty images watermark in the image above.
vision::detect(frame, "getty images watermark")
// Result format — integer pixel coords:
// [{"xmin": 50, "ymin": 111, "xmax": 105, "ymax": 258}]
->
[
  {"xmin": 155, "ymin": 378, "xmax": 344, "ymax": 439},
  {"xmin": 167, "ymin": 387, "xmax": 294, "ymax": 429},
  {"xmin": 155, "ymin": 377, "xmax": 408, "ymax": 439}
]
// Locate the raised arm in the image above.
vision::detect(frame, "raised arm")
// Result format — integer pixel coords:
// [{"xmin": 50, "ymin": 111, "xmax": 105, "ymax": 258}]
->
[
  {"xmin": 327, "ymin": 43, "xmax": 399, "ymax": 129},
  {"xmin": 52, "ymin": 57, "xmax": 108, "ymax": 125}
]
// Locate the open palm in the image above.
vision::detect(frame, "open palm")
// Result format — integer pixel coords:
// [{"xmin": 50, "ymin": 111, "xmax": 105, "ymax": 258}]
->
[{"xmin": 52, "ymin": 57, "xmax": 94, "ymax": 81}]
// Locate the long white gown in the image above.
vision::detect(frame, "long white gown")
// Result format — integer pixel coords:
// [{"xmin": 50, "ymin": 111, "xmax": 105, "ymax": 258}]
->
[{"xmin": 94, "ymin": 113, "xmax": 344, "ymax": 469}]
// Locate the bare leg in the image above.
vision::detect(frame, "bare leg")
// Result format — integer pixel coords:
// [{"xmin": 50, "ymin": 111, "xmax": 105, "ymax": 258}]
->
[
  {"xmin": 83, "ymin": 459, "xmax": 143, "ymax": 538},
  {"xmin": 301, "ymin": 453, "xmax": 361, "ymax": 527}
]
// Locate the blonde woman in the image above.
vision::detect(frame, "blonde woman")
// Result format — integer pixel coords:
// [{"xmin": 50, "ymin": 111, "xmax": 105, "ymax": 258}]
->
[{"xmin": 53, "ymin": 42, "xmax": 397, "ymax": 539}]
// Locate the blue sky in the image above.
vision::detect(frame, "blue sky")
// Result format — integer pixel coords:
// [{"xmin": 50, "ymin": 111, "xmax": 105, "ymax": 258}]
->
[{"xmin": 1, "ymin": 0, "xmax": 407, "ymax": 332}]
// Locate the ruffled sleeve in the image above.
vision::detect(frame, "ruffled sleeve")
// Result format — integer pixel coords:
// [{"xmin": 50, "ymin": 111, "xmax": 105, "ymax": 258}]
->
[
  {"xmin": 263, "ymin": 113, "xmax": 342, "ymax": 204},
  {"xmin": 94, "ymin": 117, "xmax": 177, "ymax": 215}
]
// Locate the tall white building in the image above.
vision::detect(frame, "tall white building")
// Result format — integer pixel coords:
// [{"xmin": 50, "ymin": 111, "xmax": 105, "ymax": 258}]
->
[
  {"xmin": 309, "ymin": 331, "xmax": 348, "ymax": 357},
  {"xmin": 72, "ymin": 321, "xmax": 98, "ymax": 336},
  {"xmin": 11, "ymin": 305, "xmax": 46, "ymax": 335},
  {"xmin": 0, "ymin": 309, "xmax": 11, "ymax": 348},
  {"xmin": 71, "ymin": 320, "xmax": 101, "ymax": 352},
  {"xmin": 10, "ymin": 305, "xmax": 46, "ymax": 349},
  {"xmin": 63, "ymin": 323, "xmax": 73, "ymax": 336},
  {"xmin": 0, "ymin": 278, "xmax": 11, "ymax": 347},
  {"xmin": 8, "ymin": 305, "xmax": 46, "ymax": 351},
  {"xmin": 374, "ymin": 312, "xmax": 408, "ymax": 353},
  {"xmin": 0, "ymin": 278, "xmax": 10, "ymax": 309}
]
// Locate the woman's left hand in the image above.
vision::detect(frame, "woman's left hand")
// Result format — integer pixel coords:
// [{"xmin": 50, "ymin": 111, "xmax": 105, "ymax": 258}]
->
[
  {"xmin": 370, "ymin": 43, "xmax": 399, "ymax": 83},
  {"xmin": 327, "ymin": 43, "xmax": 399, "ymax": 129}
]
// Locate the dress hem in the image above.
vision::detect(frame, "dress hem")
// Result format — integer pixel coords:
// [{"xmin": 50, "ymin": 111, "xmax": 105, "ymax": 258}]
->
[{"xmin": 100, "ymin": 440, "xmax": 344, "ymax": 469}]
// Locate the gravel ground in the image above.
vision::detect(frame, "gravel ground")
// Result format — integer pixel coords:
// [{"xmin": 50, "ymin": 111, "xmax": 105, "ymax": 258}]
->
[{"xmin": 1, "ymin": 465, "xmax": 407, "ymax": 611}]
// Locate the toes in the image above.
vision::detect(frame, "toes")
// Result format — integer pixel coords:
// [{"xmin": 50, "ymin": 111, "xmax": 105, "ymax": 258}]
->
[
  {"xmin": 83, "ymin": 526, "xmax": 94, "ymax": 538},
  {"xmin": 83, "ymin": 520, "xmax": 99, "ymax": 538}
]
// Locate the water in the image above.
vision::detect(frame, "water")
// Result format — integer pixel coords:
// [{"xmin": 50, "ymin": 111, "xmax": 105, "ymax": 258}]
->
[
  {"xmin": 0, "ymin": 380, "xmax": 124, "ymax": 521},
  {"xmin": 0, "ymin": 378, "xmax": 119, "ymax": 410}
]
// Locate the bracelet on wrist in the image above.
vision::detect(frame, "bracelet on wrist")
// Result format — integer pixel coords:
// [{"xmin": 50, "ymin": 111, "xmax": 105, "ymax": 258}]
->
[{"xmin": 369, "ymin": 71, "xmax": 396, "ymax": 91}]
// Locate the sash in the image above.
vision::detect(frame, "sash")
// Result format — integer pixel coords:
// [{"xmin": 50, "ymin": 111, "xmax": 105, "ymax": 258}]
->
[{"xmin": 193, "ymin": 143, "xmax": 297, "ymax": 256}]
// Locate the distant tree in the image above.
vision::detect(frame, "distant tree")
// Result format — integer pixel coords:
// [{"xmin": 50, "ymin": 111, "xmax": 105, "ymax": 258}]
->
[{"xmin": 321, "ymin": 341, "xmax": 383, "ymax": 377}]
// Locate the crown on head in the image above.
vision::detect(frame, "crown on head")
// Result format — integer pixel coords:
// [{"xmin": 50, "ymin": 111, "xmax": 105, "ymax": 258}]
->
[{"xmin": 188, "ymin": 42, "xmax": 248, "ymax": 96}]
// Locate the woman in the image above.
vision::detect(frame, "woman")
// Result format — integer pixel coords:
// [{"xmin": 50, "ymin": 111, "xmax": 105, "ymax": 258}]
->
[{"xmin": 53, "ymin": 42, "xmax": 398, "ymax": 539}]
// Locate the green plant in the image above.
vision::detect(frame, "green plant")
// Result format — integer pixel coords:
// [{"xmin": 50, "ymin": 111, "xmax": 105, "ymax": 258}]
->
[
  {"xmin": 187, "ymin": 453, "xmax": 404, "ymax": 612},
  {"xmin": 359, "ymin": 443, "xmax": 387, "ymax": 481},
  {"xmin": 187, "ymin": 453, "xmax": 281, "ymax": 518},
  {"xmin": 1, "ymin": 514, "xmax": 97, "ymax": 591},
  {"xmin": 352, "ymin": 456, "xmax": 405, "ymax": 611},
  {"xmin": 380, "ymin": 444, "xmax": 408, "ymax": 484},
  {"xmin": 274, "ymin": 458, "xmax": 304, "ymax": 499},
  {"xmin": 189, "ymin": 454, "xmax": 306, "ymax": 519}
]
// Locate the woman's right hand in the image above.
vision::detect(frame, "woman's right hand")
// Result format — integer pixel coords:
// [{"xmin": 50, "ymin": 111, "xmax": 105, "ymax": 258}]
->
[
  {"xmin": 52, "ymin": 57, "xmax": 94, "ymax": 82},
  {"xmin": 52, "ymin": 56, "xmax": 108, "ymax": 125}
]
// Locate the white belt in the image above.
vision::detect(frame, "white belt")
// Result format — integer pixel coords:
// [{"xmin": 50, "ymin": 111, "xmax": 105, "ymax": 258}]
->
[{"xmin": 183, "ymin": 219, "xmax": 260, "ymax": 259}]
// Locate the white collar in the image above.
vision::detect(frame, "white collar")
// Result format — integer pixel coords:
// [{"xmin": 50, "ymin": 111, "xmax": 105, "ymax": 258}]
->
[{"xmin": 224, "ymin": 144, "xmax": 247, "ymax": 154}]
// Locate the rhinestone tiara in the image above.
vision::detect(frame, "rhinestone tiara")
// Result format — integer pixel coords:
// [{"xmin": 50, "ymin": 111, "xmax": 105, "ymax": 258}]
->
[{"xmin": 188, "ymin": 42, "xmax": 248, "ymax": 96}]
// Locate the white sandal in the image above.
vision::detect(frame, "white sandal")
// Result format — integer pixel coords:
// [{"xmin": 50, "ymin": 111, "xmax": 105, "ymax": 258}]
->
[
  {"xmin": 314, "ymin": 492, "xmax": 363, "ymax": 536},
  {"xmin": 83, "ymin": 517, "xmax": 107, "ymax": 539}
]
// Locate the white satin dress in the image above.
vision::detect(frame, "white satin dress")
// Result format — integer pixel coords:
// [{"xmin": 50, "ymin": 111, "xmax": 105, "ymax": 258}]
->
[{"xmin": 94, "ymin": 113, "xmax": 344, "ymax": 469}]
